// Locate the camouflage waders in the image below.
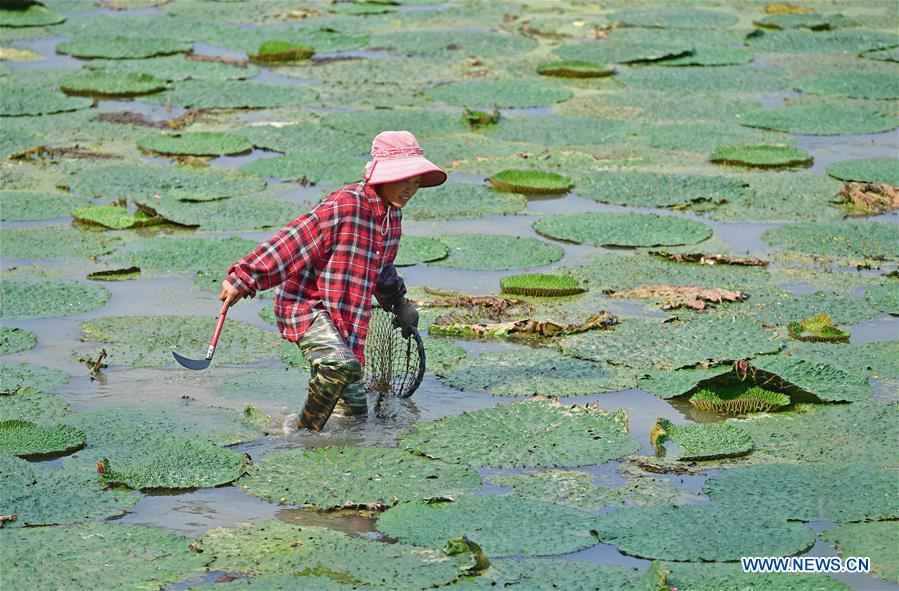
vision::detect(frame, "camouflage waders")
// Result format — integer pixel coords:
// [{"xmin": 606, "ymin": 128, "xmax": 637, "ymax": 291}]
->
[{"xmin": 296, "ymin": 311, "xmax": 366, "ymax": 431}]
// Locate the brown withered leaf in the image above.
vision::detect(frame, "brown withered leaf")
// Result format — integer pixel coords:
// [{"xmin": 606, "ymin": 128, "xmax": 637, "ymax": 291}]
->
[
  {"xmin": 650, "ymin": 251, "xmax": 767, "ymax": 267},
  {"xmin": 431, "ymin": 311, "xmax": 617, "ymax": 339},
  {"xmin": 836, "ymin": 181, "xmax": 899, "ymax": 217},
  {"xmin": 608, "ymin": 285, "xmax": 748, "ymax": 311}
]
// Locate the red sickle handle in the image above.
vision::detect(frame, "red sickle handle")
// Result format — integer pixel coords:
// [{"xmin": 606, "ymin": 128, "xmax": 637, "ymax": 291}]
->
[{"xmin": 206, "ymin": 304, "xmax": 229, "ymax": 360}]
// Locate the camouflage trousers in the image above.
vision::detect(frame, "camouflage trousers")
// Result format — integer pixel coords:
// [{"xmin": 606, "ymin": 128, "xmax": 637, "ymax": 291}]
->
[{"xmin": 296, "ymin": 311, "xmax": 366, "ymax": 431}]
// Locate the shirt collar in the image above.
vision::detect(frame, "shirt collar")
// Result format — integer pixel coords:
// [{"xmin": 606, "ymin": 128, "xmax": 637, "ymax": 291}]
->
[{"xmin": 362, "ymin": 182, "xmax": 388, "ymax": 217}]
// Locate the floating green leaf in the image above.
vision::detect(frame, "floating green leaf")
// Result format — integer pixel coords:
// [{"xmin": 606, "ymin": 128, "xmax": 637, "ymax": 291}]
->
[
  {"xmin": 657, "ymin": 47, "xmax": 753, "ymax": 66},
  {"xmin": 395, "ymin": 235, "xmax": 449, "ymax": 267},
  {"xmin": 0, "ymin": 327, "xmax": 36, "ymax": 355},
  {"xmin": 85, "ymin": 54, "xmax": 261, "ymax": 81},
  {"xmin": 110, "ymin": 236, "xmax": 258, "ymax": 272},
  {"xmin": 665, "ymin": 562, "xmax": 851, "ymax": 591},
  {"xmin": 426, "ymin": 80, "xmax": 572, "ymax": 109},
  {"xmin": 138, "ymin": 132, "xmax": 252, "ymax": 156},
  {"xmin": 823, "ymin": 522, "xmax": 899, "ymax": 583},
  {"xmin": 249, "ymin": 40, "xmax": 314, "ymax": 63},
  {"xmin": 577, "ymin": 171, "xmax": 748, "ymax": 208},
  {"xmin": 426, "ymin": 233, "xmax": 564, "ymax": 271},
  {"xmin": 403, "ymin": 183, "xmax": 526, "ymax": 221},
  {"xmin": 368, "ymin": 29, "xmax": 535, "ymax": 59},
  {"xmin": 787, "ymin": 313, "xmax": 850, "ymax": 343},
  {"xmin": 239, "ymin": 153, "xmax": 361, "ymax": 185},
  {"xmin": 0, "ymin": 362, "xmax": 69, "ymax": 395},
  {"xmin": 323, "ymin": 109, "xmax": 467, "ymax": 139},
  {"xmin": 710, "ymin": 145, "xmax": 812, "ymax": 169},
  {"xmin": 87, "ymin": 267, "xmax": 141, "ymax": 281},
  {"xmin": 56, "ymin": 36, "xmax": 191, "ymax": 59},
  {"xmin": 0, "ymin": 523, "xmax": 206, "ymax": 590},
  {"xmin": 72, "ymin": 205, "xmax": 164, "ymax": 230},
  {"xmin": 689, "ymin": 383, "xmax": 791, "ymax": 414},
  {"xmin": 399, "ymin": 398, "xmax": 638, "ymax": 468},
  {"xmin": 136, "ymin": 194, "xmax": 299, "ymax": 231},
  {"xmin": 0, "ymin": 190, "xmax": 90, "ymax": 221},
  {"xmin": 422, "ymin": 337, "xmax": 468, "ymax": 377},
  {"xmin": 378, "ymin": 495, "xmax": 599, "ymax": 557},
  {"xmin": 482, "ymin": 115, "xmax": 629, "ymax": 148},
  {"xmin": 0, "ymin": 85, "xmax": 92, "ymax": 117},
  {"xmin": 618, "ymin": 65, "xmax": 789, "ymax": 93},
  {"xmin": 763, "ymin": 221, "xmax": 898, "ymax": 260},
  {"xmin": 651, "ymin": 418, "xmax": 752, "ymax": 461},
  {"xmin": 487, "ymin": 170, "xmax": 573, "ymax": 195},
  {"xmin": 746, "ymin": 28, "xmax": 899, "ymax": 54},
  {"xmin": 239, "ymin": 446, "xmax": 479, "ymax": 510},
  {"xmin": 500, "ymin": 273, "xmax": 584, "ymax": 297},
  {"xmin": 144, "ymin": 79, "xmax": 316, "ymax": 109},
  {"xmin": 866, "ymin": 282, "xmax": 899, "ymax": 315},
  {"xmin": 1, "ymin": 227, "xmax": 120, "ymax": 260},
  {"xmin": 205, "ymin": 26, "xmax": 367, "ymax": 54},
  {"xmin": 1, "ymin": 279, "xmax": 109, "ymax": 319},
  {"xmin": 754, "ymin": 12, "xmax": 854, "ymax": 30},
  {"xmin": 826, "ymin": 158, "xmax": 899, "ymax": 185},
  {"xmin": 0, "ymin": 420, "xmax": 84, "ymax": 458},
  {"xmin": 534, "ymin": 212, "xmax": 713, "ymax": 248},
  {"xmin": 743, "ymin": 354, "xmax": 875, "ymax": 403},
  {"xmin": 638, "ymin": 366, "xmax": 732, "ymax": 399},
  {"xmin": 0, "ymin": 5, "xmax": 64, "ymax": 27},
  {"xmin": 0, "ymin": 387, "xmax": 67, "ymax": 423},
  {"xmin": 554, "ymin": 29, "xmax": 696, "ymax": 65},
  {"xmin": 537, "ymin": 60, "xmax": 614, "ymax": 78},
  {"xmin": 440, "ymin": 348, "xmax": 636, "ymax": 397},
  {"xmin": 610, "ymin": 8, "xmax": 738, "ymax": 29},
  {"xmin": 738, "ymin": 104, "xmax": 896, "ymax": 135},
  {"xmin": 595, "ymin": 504, "xmax": 815, "ymax": 561},
  {"xmin": 795, "ymin": 70, "xmax": 899, "ymax": 99},
  {"xmin": 863, "ymin": 46, "xmax": 899, "ymax": 62},
  {"xmin": 440, "ymin": 558, "xmax": 651, "ymax": 591},
  {"xmin": 60, "ymin": 71, "xmax": 167, "ymax": 97}
]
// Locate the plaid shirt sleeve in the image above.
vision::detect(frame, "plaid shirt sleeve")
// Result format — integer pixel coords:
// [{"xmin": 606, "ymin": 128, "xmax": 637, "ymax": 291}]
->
[{"xmin": 226, "ymin": 206, "xmax": 335, "ymax": 298}]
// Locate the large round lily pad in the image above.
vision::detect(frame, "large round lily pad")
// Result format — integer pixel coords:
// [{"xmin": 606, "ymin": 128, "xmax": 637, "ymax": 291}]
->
[
  {"xmin": 399, "ymin": 398, "xmax": 638, "ymax": 468},
  {"xmin": 657, "ymin": 46, "xmax": 754, "ymax": 66},
  {"xmin": 705, "ymin": 463, "xmax": 898, "ymax": 522},
  {"xmin": 426, "ymin": 80, "xmax": 572, "ymax": 109},
  {"xmin": 487, "ymin": 170, "xmax": 573, "ymax": 195},
  {"xmin": 136, "ymin": 195, "xmax": 299, "ymax": 231},
  {"xmin": 201, "ymin": 520, "xmax": 474, "ymax": 590},
  {"xmin": 594, "ymin": 504, "xmax": 815, "ymax": 561},
  {"xmin": 534, "ymin": 212, "xmax": 713, "ymax": 248},
  {"xmin": 617, "ymin": 65, "xmax": 789, "ymax": 93},
  {"xmin": 0, "ymin": 85, "xmax": 92, "ymax": 117},
  {"xmin": 0, "ymin": 420, "xmax": 84, "ymax": 458},
  {"xmin": 440, "ymin": 347, "xmax": 636, "ymax": 397},
  {"xmin": 60, "ymin": 71, "xmax": 167, "ymax": 97},
  {"xmin": 204, "ymin": 26, "xmax": 367, "ymax": 54},
  {"xmin": 66, "ymin": 163, "xmax": 266, "ymax": 201},
  {"xmin": 72, "ymin": 205, "xmax": 163, "ymax": 230},
  {"xmin": 394, "ymin": 235, "xmax": 449, "ymax": 267},
  {"xmin": 763, "ymin": 221, "xmax": 898, "ymax": 260},
  {"xmin": 1, "ymin": 279, "xmax": 110, "ymax": 319},
  {"xmin": 610, "ymin": 8, "xmax": 738, "ymax": 29},
  {"xmin": 710, "ymin": 145, "xmax": 812, "ymax": 169},
  {"xmin": 85, "ymin": 54, "xmax": 261, "ymax": 81},
  {"xmin": 403, "ymin": 183, "xmax": 526, "ymax": 221},
  {"xmin": 1, "ymin": 228, "xmax": 120, "ymax": 260},
  {"xmin": 239, "ymin": 153, "xmax": 361, "ymax": 185},
  {"xmin": 368, "ymin": 29, "xmax": 536, "ymax": 59},
  {"xmin": 745, "ymin": 28, "xmax": 899, "ymax": 54},
  {"xmin": 482, "ymin": 115, "xmax": 629, "ymax": 148},
  {"xmin": 0, "ymin": 190, "xmax": 90, "ymax": 221},
  {"xmin": 754, "ymin": 12, "xmax": 855, "ymax": 30},
  {"xmin": 738, "ymin": 104, "xmax": 897, "ymax": 135},
  {"xmin": 559, "ymin": 317, "xmax": 780, "ymax": 370},
  {"xmin": 823, "ymin": 521, "xmax": 899, "ymax": 583},
  {"xmin": 78, "ymin": 315, "xmax": 282, "ymax": 367},
  {"xmin": 440, "ymin": 558, "xmax": 650, "ymax": 591},
  {"xmin": 0, "ymin": 453, "xmax": 139, "ymax": 528},
  {"xmin": 427, "ymin": 234, "xmax": 564, "ymax": 271},
  {"xmin": 239, "ymin": 446, "xmax": 480, "ymax": 510},
  {"xmin": 138, "ymin": 132, "xmax": 252, "ymax": 156},
  {"xmin": 0, "ymin": 361, "xmax": 69, "ymax": 394},
  {"xmin": 554, "ymin": 30, "xmax": 695, "ymax": 65},
  {"xmin": 577, "ymin": 171, "xmax": 748, "ymax": 208},
  {"xmin": 56, "ymin": 36, "xmax": 191, "ymax": 59},
  {"xmin": 0, "ymin": 4, "xmax": 65, "ymax": 27},
  {"xmin": 746, "ymin": 354, "xmax": 875, "ymax": 403},
  {"xmin": 795, "ymin": 70, "xmax": 899, "ymax": 100},
  {"xmin": 826, "ymin": 158, "xmax": 899, "ymax": 186},
  {"xmin": 377, "ymin": 495, "xmax": 599, "ymax": 557},
  {"xmin": 144, "ymin": 79, "xmax": 316, "ymax": 109},
  {"xmin": 651, "ymin": 418, "xmax": 752, "ymax": 461},
  {"xmin": 110, "ymin": 236, "xmax": 258, "ymax": 272},
  {"xmin": 0, "ymin": 523, "xmax": 206, "ymax": 590},
  {"xmin": 0, "ymin": 387, "xmax": 67, "ymax": 423},
  {"xmin": 0, "ymin": 327, "xmax": 36, "ymax": 355},
  {"xmin": 665, "ymin": 562, "xmax": 851, "ymax": 591}
]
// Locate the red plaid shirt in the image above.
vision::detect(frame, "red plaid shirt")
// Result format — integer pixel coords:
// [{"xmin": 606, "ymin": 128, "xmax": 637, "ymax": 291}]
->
[{"xmin": 227, "ymin": 182, "xmax": 402, "ymax": 363}]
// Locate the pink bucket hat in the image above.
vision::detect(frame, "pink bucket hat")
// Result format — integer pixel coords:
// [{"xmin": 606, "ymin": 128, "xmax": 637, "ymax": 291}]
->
[{"xmin": 363, "ymin": 130, "xmax": 447, "ymax": 188}]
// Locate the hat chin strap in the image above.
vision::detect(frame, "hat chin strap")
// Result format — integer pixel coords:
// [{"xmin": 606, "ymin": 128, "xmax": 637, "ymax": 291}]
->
[{"xmin": 364, "ymin": 159, "xmax": 378, "ymax": 183}]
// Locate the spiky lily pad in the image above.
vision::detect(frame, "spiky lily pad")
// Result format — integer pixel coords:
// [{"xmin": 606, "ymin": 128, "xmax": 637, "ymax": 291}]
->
[
  {"xmin": 138, "ymin": 132, "xmax": 252, "ymax": 156},
  {"xmin": 487, "ymin": 170, "xmax": 573, "ymax": 195},
  {"xmin": 202, "ymin": 520, "xmax": 474, "ymax": 590},
  {"xmin": 0, "ymin": 4, "xmax": 64, "ymax": 27},
  {"xmin": 0, "ymin": 190, "xmax": 90, "ymax": 221},
  {"xmin": 0, "ymin": 387, "xmax": 67, "ymax": 423},
  {"xmin": 60, "ymin": 71, "xmax": 167, "ymax": 97},
  {"xmin": 1, "ymin": 279, "xmax": 110, "ymax": 319},
  {"xmin": 763, "ymin": 221, "xmax": 898, "ymax": 260},
  {"xmin": 144, "ymin": 79, "xmax": 316, "ymax": 109},
  {"xmin": 823, "ymin": 522, "xmax": 899, "ymax": 583},
  {"xmin": 394, "ymin": 235, "xmax": 449, "ymax": 267},
  {"xmin": 238, "ymin": 153, "xmax": 361, "ymax": 185},
  {"xmin": 744, "ymin": 354, "xmax": 875, "ymax": 403},
  {"xmin": 689, "ymin": 383, "xmax": 790, "ymax": 414},
  {"xmin": 866, "ymin": 282, "xmax": 899, "ymax": 315},
  {"xmin": 137, "ymin": 195, "xmax": 299, "ymax": 231},
  {"xmin": 638, "ymin": 366, "xmax": 732, "ymax": 399},
  {"xmin": 1, "ymin": 227, "xmax": 120, "ymax": 260},
  {"xmin": 440, "ymin": 558, "xmax": 650, "ymax": 591},
  {"xmin": 665, "ymin": 562, "xmax": 852, "ymax": 591},
  {"xmin": 0, "ymin": 420, "xmax": 84, "ymax": 458},
  {"xmin": 399, "ymin": 398, "xmax": 638, "ymax": 468},
  {"xmin": 537, "ymin": 60, "xmax": 614, "ymax": 78},
  {"xmin": 826, "ymin": 158, "xmax": 899, "ymax": 185},
  {"xmin": 795, "ymin": 71, "xmax": 899, "ymax": 99},
  {"xmin": 56, "ymin": 36, "xmax": 191, "ymax": 59},
  {"xmin": 0, "ymin": 523, "xmax": 206, "ymax": 590},
  {"xmin": 378, "ymin": 495, "xmax": 599, "ymax": 557},
  {"xmin": 66, "ymin": 162, "xmax": 266, "ymax": 201},
  {"xmin": 738, "ymin": 400, "xmax": 897, "ymax": 465},
  {"xmin": 710, "ymin": 145, "xmax": 813, "ymax": 169},
  {"xmin": 402, "ymin": 183, "xmax": 526, "ymax": 221},
  {"xmin": 755, "ymin": 12, "xmax": 854, "ymax": 30},
  {"xmin": 426, "ymin": 80, "xmax": 572, "ymax": 109},
  {"xmin": 427, "ymin": 234, "xmax": 564, "ymax": 271},
  {"xmin": 617, "ymin": 65, "xmax": 788, "ymax": 93},
  {"xmin": 705, "ymin": 463, "xmax": 898, "ymax": 522},
  {"xmin": 101, "ymin": 436, "xmax": 247, "ymax": 490},
  {"xmin": 0, "ymin": 453, "xmax": 139, "ymax": 528},
  {"xmin": 738, "ymin": 104, "xmax": 896, "ymax": 135},
  {"xmin": 745, "ymin": 27, "xmax": 899, "ymax": 53},
  {"xmin": 0, "ymin": 327, "xmax": 36, "ymax": 355},
  {"xmin": 500, "ymin": 273, "xmax": 584, "ymax": 297},
  {"xmin": 84, "ymin": 54, "xmax": 261, "ymax": 81},
  {"xmin": 0, "ymin": 85, "xmax": 92, "ymax": 116},
  {"xmin": 559, "ymin": 317, "xmax": 779, "ymax": 370},
  {"xmin": 440, "ymin": 348, "xmax": 635, "ymax": 397},
  {"xmin": 651, "ymin": 418, "xmax": 752, "ymax": 461},
  {"xmin": 0, "ymin": 362, "xmax": 69, "ymax": 394},
  {"xmin": 594, "ymin": 504, "xmax": 815, "ymax": 561},
  {"xmin": 534, "ymin": 212, "xmax": 713, "ymax": 248},
  {"xmin": 110, "ymin": 236, "xmax": 258, "ymax": 272},
  {"xmin": 610, "ymin": 8, "xmax": 738, "ymax": 29},
  {"xmin": 577, "ymin": 171, "xmax": 748, "ymax": 208},
  {"xmin": 239, "ymin": 446, "xmax": 480, "ymax": 510},
  {"xmin": 657, "ymin": 46, "xmax": 754, "ymax": 66},
  {"xmin": 787, "ymin": 313, "xmax": 849, "ymax": 343},
  {"xmin": 79, "ymin": 315, "xmax": 282, "ymax": 367},
  {"xmin": 72, "ymin": 205, "xmax": 163, "ymax": 230}
]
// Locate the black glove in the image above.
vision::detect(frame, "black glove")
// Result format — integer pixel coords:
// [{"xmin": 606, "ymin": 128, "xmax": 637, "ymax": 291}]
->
[{"xmin": 391, "ymin": 297, "xmax": 419, "ymax": 339}]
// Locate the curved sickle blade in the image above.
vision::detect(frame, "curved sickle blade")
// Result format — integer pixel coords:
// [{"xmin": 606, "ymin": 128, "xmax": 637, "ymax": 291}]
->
[{"xmin": 172, "ymin": 351, "xmax": 211, "ymax": 370}]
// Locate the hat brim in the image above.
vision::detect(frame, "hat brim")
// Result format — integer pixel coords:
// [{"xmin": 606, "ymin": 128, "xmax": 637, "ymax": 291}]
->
[{"xmin": 366, "ymin": 155, "xmax": 447, "ymax": 188}]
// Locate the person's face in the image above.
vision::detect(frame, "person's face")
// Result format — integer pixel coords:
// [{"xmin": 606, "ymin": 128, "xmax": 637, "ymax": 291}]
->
[{"xmin": 378, "ymin": 176, "xmax": 422, "ymax": 208}]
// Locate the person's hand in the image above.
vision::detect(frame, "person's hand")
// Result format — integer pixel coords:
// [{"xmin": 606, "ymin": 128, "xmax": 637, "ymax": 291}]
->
[
  {"xmin": 392, "ymin": 297, "xmax": 419, "ymax": 339},
  {"xmin": 218, "ymin": 280, "xmax": 243, "ymax": 309}
]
